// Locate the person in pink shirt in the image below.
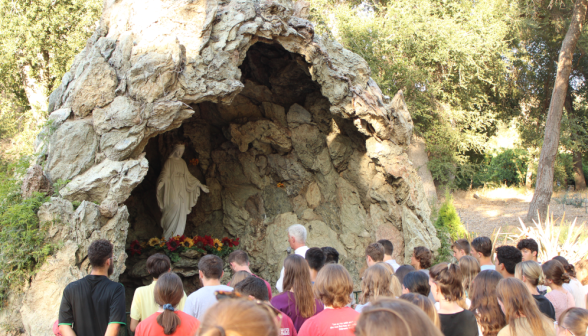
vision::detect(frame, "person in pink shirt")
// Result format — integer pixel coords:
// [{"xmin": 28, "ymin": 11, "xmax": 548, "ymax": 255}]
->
[
  {"xmin": 543, "ymin": 260, "xmax": 575, "ymax": 320},
  {"xmin": 298, "ymin": 264, "xmax": 359, "ymax": 336},
  {"xmin": 234, "ymin": 276, "xmax": 297, "ymax": 336}
]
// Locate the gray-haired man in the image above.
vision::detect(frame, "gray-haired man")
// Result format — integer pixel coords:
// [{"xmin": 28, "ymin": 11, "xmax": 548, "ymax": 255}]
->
[{"xmin": 275, "ymin": 224, "xmax": 309, "ymax": 292}]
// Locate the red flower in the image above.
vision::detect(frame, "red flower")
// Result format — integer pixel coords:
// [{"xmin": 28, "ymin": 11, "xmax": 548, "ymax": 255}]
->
[
  {"xmin": 233, "ymin": 237, "xmax": 240, "ymax": 247},
  {"xmin": 167, "ymin": 239, "xmax": 180, "ymax": 251},
  {"xmin": 129, "ymin": 240, "xmax": 142, "ymax": 256},
  {"xmin": 204, "ymin": 235, "xmax": 214, "ymax": 247}
]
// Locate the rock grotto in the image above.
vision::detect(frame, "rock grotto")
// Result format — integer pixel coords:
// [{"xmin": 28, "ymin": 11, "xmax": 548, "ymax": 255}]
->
[{"xmin": 5, "ymin": 0, "xmax": 441, "ymax": 334}]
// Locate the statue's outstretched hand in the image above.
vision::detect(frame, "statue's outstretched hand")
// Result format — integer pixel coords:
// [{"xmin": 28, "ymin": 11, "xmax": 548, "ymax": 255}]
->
[{"xmin": 201, "ymin": 185, "xmax": 210, "ymax": 193}]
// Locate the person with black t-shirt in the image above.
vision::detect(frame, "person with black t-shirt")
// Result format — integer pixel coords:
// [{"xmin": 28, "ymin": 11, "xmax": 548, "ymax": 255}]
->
[
  {"xmin": 58, "ymin": 239, "xmax": 126, "ymax": 336},
  {"xmin": 429, "ymin": 263, "xmax": 479, "ymax": 336},
  {"xmin": 515, "ymin": 261, "xmax": 556, "ymax": 320}
]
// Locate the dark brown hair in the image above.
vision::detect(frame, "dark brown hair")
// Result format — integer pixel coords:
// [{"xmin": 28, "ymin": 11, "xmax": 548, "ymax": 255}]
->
[
  {"xmin": 365, "ymin": 243, "xmax": 384, "ymax": 262},
  {"xmin": 314, "ymin": 264, "xmax": 353, "ymax": 308},
  {"xmin": 413, "ymin": 246, "xmax": 432, "ymax": 269},
  {"xmin": 147, "ymin": 253, "xmax": 171, "ymax": 279},
  {"xmin": 429, "ymin": 262, "xmax": 463, "ymax": 302},
  {"xmin": 305, "ymin": 247, "xmax": 326, "ymax": 271},
  {"xmin": 395, "ymin": 265, "xmax": 416, "ymax": 283},
  {"xmin": 471, "ymin": 236, "xmax": 493, "ymax": 257},
  {"xmin": 88, "ymin": 239, "xmax": 113, "ymax": 267},
  {"xmin": 199, "ymin": 298, "xmax": 279, "ymax": 336},
  {"xmin": 542, "ymin": 259, "xmax": 571, "ymax": 286},
  {"xmin": 559, "ymin": 307, "xmax": 588, "ymax": 336},
  {"xmin": 496, "ymin": 278, "xmax": 553, "ymax": 336},
  {"xmin": 228, "ymin": 250, "xmax": 249, "ymax": 266},
  {"xmin": 198, "ymin": 254, "xmax": 224, "ymax": 279},
  {"xmin": 553, "ymin": 256, "xmax": 577, "ymax": 278},
  {"xmin": 469, "ymin": 270, "xmax": 505, "ymax": 336},
  {"xmin": 234, "ymin": 276, "xmax": 269, "ymax": 301},
  {"xmin": 154, "ymin": 273, "xmax": 184, "ymax": 335},
  {"xmin": 452, "ymin": 239, "xmax": 471, "ymax": 255},
  {"xmin": 283, "ymin": 254, "xmax": 316, "ymax": 318},
  {"xmin": 377, "ymin": 239, "xmax": 394, "ymax": 256},
  {"xmin": 355, "ymin": 298, "xmax": 443, "ymax": 336}
]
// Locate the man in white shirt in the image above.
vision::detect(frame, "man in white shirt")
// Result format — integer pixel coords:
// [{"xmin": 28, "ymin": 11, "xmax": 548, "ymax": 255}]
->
[
  {"xmin": 471, "ymin": 237, "xmax": 496, "ymax": 271},
  {"xmin": 377, "ymin": 239, "xmax": 400, "ymax": 271},
  {"xmin": 276, "ymin": 224, "xmax": 309, "ymax": 292},
  {"xmin": 184, "ymin": 255, "xmax": 232, "ymax": 320}
]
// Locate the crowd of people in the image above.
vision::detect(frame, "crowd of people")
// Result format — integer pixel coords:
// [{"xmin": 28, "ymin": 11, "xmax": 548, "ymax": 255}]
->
[{"xmin": 56, "ymin": 224, "xmax": 588, "ymax": 336}]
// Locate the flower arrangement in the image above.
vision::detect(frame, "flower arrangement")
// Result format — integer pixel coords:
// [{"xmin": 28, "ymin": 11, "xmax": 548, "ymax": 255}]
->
[{"xmin": 128, "ymin": 235, "xmax": 240, "ymax": 262}]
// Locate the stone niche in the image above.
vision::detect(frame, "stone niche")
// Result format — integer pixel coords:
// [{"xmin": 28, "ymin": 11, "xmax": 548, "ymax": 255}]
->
[
  {"xmin": 122, "ymin": 42, "xmax": 382, "ymax": 297},
  {"xmin": 14, "ymin": 0, "xmax": 441, "ymax": 334}
]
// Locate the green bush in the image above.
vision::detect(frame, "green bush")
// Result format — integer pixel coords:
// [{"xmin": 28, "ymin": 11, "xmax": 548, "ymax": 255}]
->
[
  {"xmin": 483, "ymin": 149, "xmax": 529, "ymax": 186},
  {"xmin": 0, "ymin": 157, "xmax": 52, "ymax": 301},
  {"xmin": 435, "ymin": 192, "xmax": 467, "ymax": 241}
]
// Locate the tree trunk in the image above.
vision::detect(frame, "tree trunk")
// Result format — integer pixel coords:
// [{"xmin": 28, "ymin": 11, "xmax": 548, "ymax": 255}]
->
[
  {"xmin": 573, "ymin": 151, "xmax": 587, "ymax": 190},
  {"xmin": 526, "ymin": 0, "xmax": 588, "ymax": 222}
]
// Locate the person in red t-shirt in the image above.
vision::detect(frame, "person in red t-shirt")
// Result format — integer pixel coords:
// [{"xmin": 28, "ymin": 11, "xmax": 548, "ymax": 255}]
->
[
  {"xmin": 298, "ymin": 264, "xmax": 359, "ymax": 336},
  {"xmin": 135, "ymin": 273, "xmax": 200, "ymax": 336},
  {"xmin": 228, "ymin": 250, "xmax": 273, "ymax": 300},
  {"xmin": 234, "ymin": 276, "xmax": 297, "ymax": 336}
]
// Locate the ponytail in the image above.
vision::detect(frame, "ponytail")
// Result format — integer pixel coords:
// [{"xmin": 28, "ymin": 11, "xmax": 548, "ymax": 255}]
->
[
  {"xmin": 154, "ymin": 273, "xmax": 185, "ymax": 335},
  {"xmin": 430, "ymin": 262, "xmax": 464, "ymax": 302},
  {"xmin": 157, "ymin": 305, "xmax": 181, "ymax": 335}
]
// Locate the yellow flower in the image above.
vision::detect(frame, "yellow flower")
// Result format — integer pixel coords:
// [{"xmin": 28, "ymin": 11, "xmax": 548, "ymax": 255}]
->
[
  {"xmin": 213, "ymin": 238, "xmax": 223, "ymax": 247},
  {"xmin": 217, "ymin": 247, "xmax": 222, "ymax": 251},
  {"xmin": 140, "ymin": 241, "xmax": 148, "ymax": 248},
  {"xmin": 185, "ymin": 238, "xmax": 194, "ymax": 248},
  {"xmin": 148, "ymin": 238, "xmax": 161, "ymax": 247}
]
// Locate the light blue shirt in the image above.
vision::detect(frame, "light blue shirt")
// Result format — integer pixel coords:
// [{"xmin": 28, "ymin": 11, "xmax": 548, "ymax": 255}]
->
[
  {"xmin": 480, "ymin": 264, "xmax": 496, "ymax": 271},
  {"xmin": 183, "ymin": 284, "xmax": 233, "ymax": 320}
]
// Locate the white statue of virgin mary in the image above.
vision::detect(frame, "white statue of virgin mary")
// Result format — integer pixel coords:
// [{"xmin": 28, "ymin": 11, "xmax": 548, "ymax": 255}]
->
[{"xmin": 157, "ymin": 144, "xmax": 209, "ymax": 239}]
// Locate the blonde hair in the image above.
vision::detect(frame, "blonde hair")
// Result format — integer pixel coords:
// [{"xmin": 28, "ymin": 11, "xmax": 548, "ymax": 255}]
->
[
  {"xmin": 379, "ymin": 262, "xmax": 402, "ymax": 297},
  {"xmin": 361, "ymin": 264, "xmax": 392, "ymax": 304},
  {"xmin": 313, "ymin": 264, "xmax": 353, "ymax": 308},
  {"xmin": 496, "ymin": 278, "xmax": 554, "ymax": 336},
  {"xmin": 198, "ymin": 298, "xmax": 279, "ymax": 336},
  {"xmin": 399, "ymin": 293, "xmax": 441, "ymax": 328},
  {"xmin": 459, "ymin": 256, "xmax": 480, "ymax": 298},
  {"xmin": 230, "ymin": 271, "xmax": 251, "ymax": 288},
  {"xmin": 559, "ymin": 308, "xmax": 588, "ymax": 336},
  {"xmin": 514, "ymin": 260, "xmax": 545, "ymax": 286},
  {"xmin": 355, "ymin": 298, "xmax": 443, "ymax": 336}
]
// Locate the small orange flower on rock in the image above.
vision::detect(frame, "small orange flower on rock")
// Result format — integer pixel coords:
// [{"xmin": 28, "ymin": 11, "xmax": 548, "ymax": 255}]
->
[
  {"xmin": 190, "ymin": 158, "xmax": 199, "ymax": 166},
  {"xmin": 277, "ymin": 182, "xmax": 284, "ymax": 188}
]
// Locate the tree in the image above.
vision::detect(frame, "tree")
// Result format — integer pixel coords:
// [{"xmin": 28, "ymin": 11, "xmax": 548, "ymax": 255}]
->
[{"xmin": 527, "ymin": 0, "xmax": 588, "ymax": 221}]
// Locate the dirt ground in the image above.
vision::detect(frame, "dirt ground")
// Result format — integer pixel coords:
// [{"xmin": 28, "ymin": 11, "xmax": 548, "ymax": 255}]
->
[{"xmin": 448, "ymin": 187, "xmax": 588, "ymax": 239}]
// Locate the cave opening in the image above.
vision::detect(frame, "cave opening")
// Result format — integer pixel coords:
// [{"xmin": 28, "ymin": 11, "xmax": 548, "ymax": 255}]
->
[{"xmin": 119, "ymin": 42, "xmax": 368, "ymax": 308}]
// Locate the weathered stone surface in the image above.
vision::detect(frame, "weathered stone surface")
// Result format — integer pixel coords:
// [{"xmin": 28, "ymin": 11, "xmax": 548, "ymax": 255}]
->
[
  {"xmin": 99, "ymin": 198, "xmax": 119, "ymax": 218},
  {"xmin": 408, "ymin": 135, "xmax": 437, "ymax": 204},
  {"xmin": 21, "ymin": 165, "xmax": 52, "ymax": 198},
  {"xmin": 287, "ymin": 104, "xmax": 312, "ymax": 125},
  {"xmin": 68, "ymin": 56, "xmax": 118, "ymax": 117},
  {"xmin": 230, "ymin": 120, "xmax": 292, "ymax": 154},
  {"xmin": 93, "ymin": 96, "xmax": 141, "ymax": 135},
  {"xmin": 262, "ymin": 102, "xmax": 287, "ymax": 127},
  {"xmin": 60, "ymin": 156, "xmax": 149, "ymax": 204},
  {"xmin": 45, "ymin": 120, "xmax": 99, "ymax": 183}
]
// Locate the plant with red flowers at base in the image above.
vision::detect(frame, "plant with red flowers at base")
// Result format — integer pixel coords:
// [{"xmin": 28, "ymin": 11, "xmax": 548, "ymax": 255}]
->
[{"xmin": 128, "ymin": 235, "xmax": 241, "ymax": 261}]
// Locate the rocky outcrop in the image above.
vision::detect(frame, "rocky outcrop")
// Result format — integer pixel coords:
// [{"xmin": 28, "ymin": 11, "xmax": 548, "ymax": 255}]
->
[{"xmin": 16, "ymin": 0, "xmax": 441, "ymax": 334}]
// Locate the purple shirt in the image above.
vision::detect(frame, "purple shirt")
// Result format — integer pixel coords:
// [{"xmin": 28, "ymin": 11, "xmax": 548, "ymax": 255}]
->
[{"xmin": 270, "ymin": 291, "xmax": 324, "ymax": 331}]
